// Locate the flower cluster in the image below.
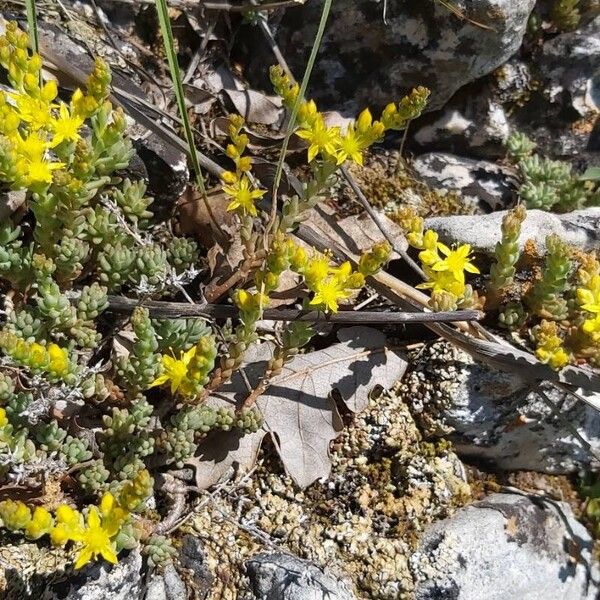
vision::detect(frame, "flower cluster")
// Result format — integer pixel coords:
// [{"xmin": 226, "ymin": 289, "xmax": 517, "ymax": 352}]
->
[
  {"xmin": 532, "ymin": 320, "xmax": 570, "ymax": 369},
  {"xmin": 234, "ymin": 237, "xmax": 390, "ymax": 316},
  {"xmin": 271, "ymin": 66, "xmax": 429, "ymax": 168},
  {"xmin": 221, "ymin": 115, "xmax": 266, "ymax": 216},
  {"xmin": 289, "ymin": 246, "xmax": 365, "ymax": 313},
  {"xmin": 397, "ymin": 207, "xmax": 480, "ymax": 310},
  {"xmin": 0, "ymin": 22, "xmax": 108, "ymax": 191},
  {"xmin": 0, "ymin": 488, "xmax": 134, "ymax": 569},
  {"xmin": 150, "ymin": 336, "xmax": 217, "ymax": 397},
  {"xmin": 0, "ymin": 331, "xmax": 74, "ymax": 382},
  {"xmin": 577, "ymin": 273, "xmax": 600, "ymax": 345}
]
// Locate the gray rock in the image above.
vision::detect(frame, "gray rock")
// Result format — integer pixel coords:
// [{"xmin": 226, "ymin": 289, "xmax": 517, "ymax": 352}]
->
[
  {"xmin": 424, "ymin": 208, "xmax": 600, "ymax": 254},
  {"xmin": 163, "ymin": 564, "xmax": 186, "ymax": 600},
  {"xmin": 541, "ymin": 17, "xmax": 600, "ymax": 118},
  {"xmin": 413, "ymin": 96, "xmax": 511, "ymax": 159},
  {"xmin": 144, "ymin": 575, "xmax": 168, "ymax": 600},
  {"xmin": 402, "ymin": 341, "xmax": 600, "ymax": 473},
  {"xmin": 248, "ymin": 0, "xmax": 535, "ymax": 113},
  {"xmin": 245, "ymin": 553, "xmax": 357, "ymax": 600},
  {"xmin": 42, "ymin": 550, "xmax": 143, "ymax": 600},
  {"xmin": 134, "ymin": 134, "xmax": 189, "ymax": 218},
  {"xmin": 178, "ymin": 535, "xmax": 213, "ymax": 598},
  {"xmin": 411, "ymin": 153, "xmax": 517, "ymax": 211},
  {"xmin": 410, "ymin": 493, "xmax": 598, "ymax": 600}
]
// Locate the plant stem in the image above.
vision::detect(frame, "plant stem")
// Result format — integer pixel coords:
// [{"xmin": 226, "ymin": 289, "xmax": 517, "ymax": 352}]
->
[
  {"xmin": 268, "ymin": 0, "xmax": 333, "ymax": 232},
  {"xmin": 154, "ymin": 0, "xmax": 207, "ymax": 196},
  {"xmin": 25, "ymin": 0, "xmax": 39, "ymax": 54}
]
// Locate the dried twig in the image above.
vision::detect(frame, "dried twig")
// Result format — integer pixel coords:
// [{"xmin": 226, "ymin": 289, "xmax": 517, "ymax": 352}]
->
[{"xmin": 107, "ymin": 295, "xmax": 481, "ymax": 324}]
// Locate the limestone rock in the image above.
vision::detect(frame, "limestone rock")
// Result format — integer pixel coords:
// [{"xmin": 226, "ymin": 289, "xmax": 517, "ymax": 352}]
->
[
  {"xmin": 411, "ymin": 153, "xmax": 517, "ymax": 211},
  {"xmin": 177, "ymin": 535, "xmax": 213, "ymax": 599},
  {"xmin": 541, "ymin": 17, "xmax": 600, "ymax": 118},
  {"xmin": 134, "ymin": 134, "xmax": 188, "ymax": 218},
  {"xmin": 410, "ymin": 493, "xmax": 598, "ymax": 600},
  {"xmin": 247, "ymin": 0, "xmax": 536, "ymax": 114},
  {"xmin": 424, "ymin": 208, "xmax": 600, "ymax": 254},
  {"xmin": 245, "ymin": 553, "xmax": 357, "ymax": 600},
  {"xmin": 401, "ymin": 341, "xmax": 600, "ymax": 473},
  {"xmin": 42, "ymin": 550, "xmax": 143, "ymax": 600}
]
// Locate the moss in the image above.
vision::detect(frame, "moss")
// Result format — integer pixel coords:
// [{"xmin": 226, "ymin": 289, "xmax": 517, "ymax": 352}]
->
[{"xmin": 340, "ymin": 151, "xmax": 473, "ymax": 218}]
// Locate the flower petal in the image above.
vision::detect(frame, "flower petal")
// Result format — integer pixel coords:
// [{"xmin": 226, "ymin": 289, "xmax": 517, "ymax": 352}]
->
[
  {"xmin": 101, "ymin": 544, "xmax": 119, "ymax": 565},
  {"xmin": 75, "ymin": 548, "xmax": 93, "ymax": 570}
]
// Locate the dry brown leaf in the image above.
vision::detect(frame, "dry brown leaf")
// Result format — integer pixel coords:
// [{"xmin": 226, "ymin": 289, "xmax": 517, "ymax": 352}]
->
[
  {"xmin": 191, "ymin": 327, "xmax": 407, "ymax": 489},
  {"xmin": 301, "ymin": 204, "xmax": 408, "ymax": 259},
  {"xmin": 183, "ymin": 83, "xmax": 216, "ymax": 115},
  {"xmin": 211, "ymin": 116, "xmax": 305, "ymax": 152},
  {"xmin": 223, "ymin": 89, "xmax": 283, "ymax": 125}
]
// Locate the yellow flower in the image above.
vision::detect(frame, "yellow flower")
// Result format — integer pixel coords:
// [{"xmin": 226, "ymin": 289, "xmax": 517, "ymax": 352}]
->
[
  {"xmin": 336, "ymin": 125, "xmax": 363, "ymax": 165},
  {"xmin": 330, "ymin": 261, "xmax": 353, "ymax": 281},
  {"xmin": 51, "ymin": 504, "xmax": 85, "ymax": 546},
  {"xmin": 235, "ymin": 289, "xmax": 269, "ymax": 317},
  {"xmin": 0, "ymin": 408, "xmax": 7, "ymax": 428},
  {"xmin": 309, "ymin": 277, "xmax": 351, "ymax": 313},
  {"xmin": 418, "ymin": 230, "xmax": 441, "ymax": 266},
  {"xmin": 295, "ymin": 116, "xmax": 340, "ymax": 162},
  {"xmin": 18, "ymin": 157, "xmax": 64, "ymax": 186},
  {"xmin": 583, "ymin": 315, "xmax": 600, "ymax": 342},
  {"xmin": 355, "ymin": 108, "xmax": 385, "ymax": 146},
  {"xmin": 237, "ymin": 156, "xmax": 253, "ymax": 172},
  {"xmin": 549, "ymin": 348, "xmax": 570, "ymax": 369},
  {"xmin": 0, "ymin": 500, "xmax": 31, "ymax": 531},
  {"xmin": 26, "ymin": 507, "xmax": 54, "ymax": 540},
  {"xmin": 577, "ymin": 275, "xmax": 600, "ymax": 314},
  {"xmin": 11, "ymin": 132, "xmax": 64, "ymax": 187},
  {"xmin": 221, "ymin": 170, "xmax": 238, "ymax": 185},
  {"xmin": 47, "ymin": 343, "xmax": 69, "ymax": 376},
  {"xmin": 303, "ymin": 254, "xmax": 331, "ymax": 288},
  {"xmin": 40, "ymin": 80, "xmax": 58, "ymax": 103},
  {"xmin": 417, "ymin": 269, "xmax": 466, "ymax": 298},
  {"xmin": 356, "ymin": 108, "xmax": 373, "ymax": 134},
  {"xmin": 99, "ymin": 493, "xmax": 128, "ymax": 537},
  {"xmin": 431, "ymin": 243, "xmax": 480, "ymax": 284},
  {"xmin": 223, "ymin": 176, "xmax": 266, "ymax": 216},
  {"xmin": 12, "ymin": 130, "xmax": 48, "ymax": 161},
  {"xmin": 9, "ymin": 92, "xmax": 54, "ymax": 129},
  {"xmin": 74, "ymin": 507, "xmax": 118, "ymax": 569},
  {"xmin": 150, "ymin": 346, "xmax": 197, "ymax": 394},
  {"xmin": 533, "ymin": 320, "xmax": 570, "ymax": 370},
  {"xmin": 51, "ymin": 102, "xmax": 84, "ymax": 146},
  {"xmin": 289, "ymin": 245, "xmax": 308, "ymax": 271},
  {"xmin": 29, "ymin": 342, "xmax": 48, "ymax": 368},
  {"xmin": 297, "ymin": 99, "xmax": 318, "ymax": 127},
  {"xmin": 536, "ymin": 346, "xmax": 570, "ymax": 370}
]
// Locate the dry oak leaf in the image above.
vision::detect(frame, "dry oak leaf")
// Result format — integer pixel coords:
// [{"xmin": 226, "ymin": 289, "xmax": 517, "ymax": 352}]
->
[{"xmin": 190, "ymin": 327, "xmax": 407, "ymax": 489}]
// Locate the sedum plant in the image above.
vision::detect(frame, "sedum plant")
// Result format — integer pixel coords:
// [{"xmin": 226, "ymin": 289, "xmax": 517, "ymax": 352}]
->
[
  {"xmin": 483, "ymin": 205, "xmax": 600, "ymax": 370},
  {"xmin": 0, "ymin": 22, "xmax": 427, "ymax": 571},
  {"xmin": 506, "ymin": 132, "xmax": 599, "ymax": 212}
]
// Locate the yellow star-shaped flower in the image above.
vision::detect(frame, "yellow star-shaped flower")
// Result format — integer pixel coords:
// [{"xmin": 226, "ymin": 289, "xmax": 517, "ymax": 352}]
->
[
  {"xmin": 223, "ymin": 176, "xmax": 266, "ymax": 216},
  {"xmin": 150, "ymin": 346, "xmax": 197, "ymax": 394},
  {"xmin": 74, "ymin": 507, "xmax": 118, "ymax": 569},
  {"xmin": 431, "ymin": 243, "xmax": 480, "ymax": 284}
]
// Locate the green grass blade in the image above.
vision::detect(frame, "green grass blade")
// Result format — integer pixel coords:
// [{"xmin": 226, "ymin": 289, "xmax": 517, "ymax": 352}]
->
[
  {"xmin": 25, "ymin": 0, "xmax": 39, "ymax": 54},
  {"xmin": 154, "ymin": 0, "xmax": 206, "ymax": 194},
  {"xmin": 271, "ymin": 0, "xmax": 332, "ymax": 206}
]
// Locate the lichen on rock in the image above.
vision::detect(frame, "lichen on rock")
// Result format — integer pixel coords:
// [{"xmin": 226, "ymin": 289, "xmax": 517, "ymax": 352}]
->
[{"xmin": 188, "ymin": 389, "xmax": 470, "ymax": 599}]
